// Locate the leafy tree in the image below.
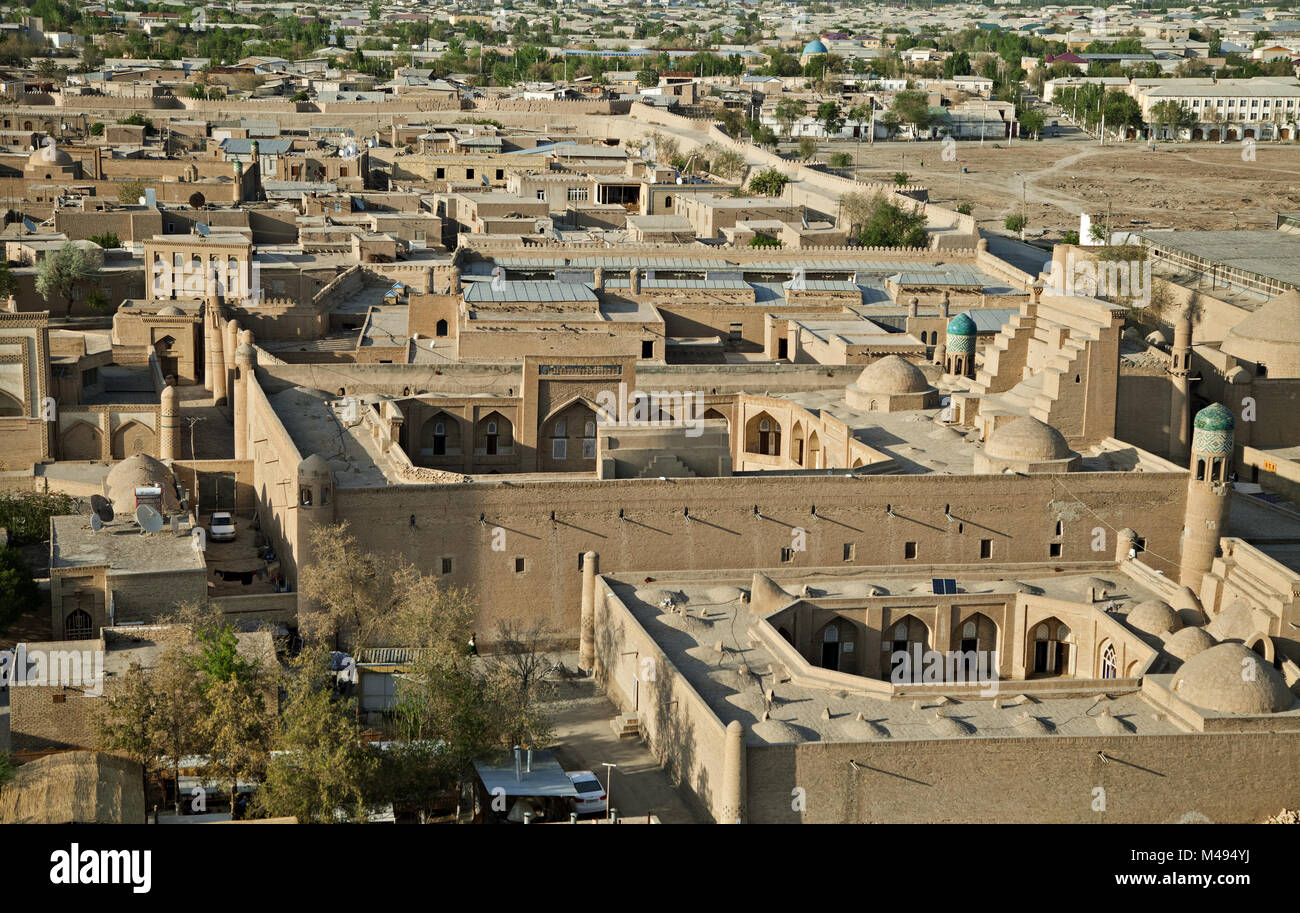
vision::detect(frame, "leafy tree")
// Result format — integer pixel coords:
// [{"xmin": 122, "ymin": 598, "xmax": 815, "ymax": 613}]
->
[
  {"xmin": 1148, "ymin": 100, "xmax": 1195, "ymax": 134},
  {"xmin": 748, "ymin": 167, "xmax": 789, "ymax": 197},
  {"xmin": 1005, "ymin": 213, "xmax": 1028, "ymax": 236},
  {"xmin": 89, "ymin": 122, "xmax": 104, "ymax": 136},
  {"xmin": 711, "ymin": 149, "xmax": 747, "ymax": 182},
  {"xmin": 35, "ymin": 243, "xmax": 103, "ymax": 317},
  {"xmin": 0, "ymin": 546, "xmax": 39, "ymax": 628},
  {"xmin": 0, "ymin": 260, "xmax": 17, "ymax": 305},
  {"xmin": 855, "ymin": 194, "xmax": 928, "ymax": 248},
  {"xmin": 775, "ymin": 97, "xmax": 805, "ymax": 136},
  {"xmin": 955, "ymin": 202, "xmax": 974, "ymax": 215},
  {"xmin": 1019, "ymin": 108, "xmax": 1045, "ymax": 138},
  {"xmin": 750, "ymin": 234, "xmax": 782, "ymax": 247},
  {"xmin": 816, "ymin": 100, "xmax": 844, "ymax": 136},
  {"xmin": 254, "ymin": 647, "xmax": 378, "ymax": 823},
  {"xmin": 829, "ymin": 151, "xmax": 853, "ymax": 172},
  {"xmin": 1062, "ymin": 230, "xmax": 1081, "ymax": 244},
  {"xmin": 890, "ymin": 90, "xmax": 933, "ymax": 136},
  {"xmin": 637, "ymin": 67, "xmax": 659, "ymax": 87},
  {"xmin": 88, "ymin": 232, "xmax": 120, "ymax": 250},
  {"xmin": 797, "ymin": 135, "xmax": 817, "ymax": 160},
  {"xmin": 894, "ymin": 172, "xmax": 910, "ymax": 186},
  {"xmin": 118, "ymin": 180, "xmax": 146, "ymax": 205}
]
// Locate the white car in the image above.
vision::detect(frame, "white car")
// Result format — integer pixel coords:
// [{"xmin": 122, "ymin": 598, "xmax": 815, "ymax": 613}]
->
[
  {"xmin": 208, "ymin": 512, "xmax": 237, "ymax": 542},
  {"xmin": 566, "ymin": 770, "xmax": 607, "ymax": 816}
]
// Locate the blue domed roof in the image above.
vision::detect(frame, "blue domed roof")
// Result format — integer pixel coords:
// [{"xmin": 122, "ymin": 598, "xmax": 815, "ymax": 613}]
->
[
  {"xmin": 1194, "ymin": 402, "xmax": 1235, "ymax": 432},
  {"xmin": 802, "ymin": 39, "xmax": 828, "ymax": 55},
  {"xmin": 947, "ymin": 313, "xmax": 976, "ymax": 336}
]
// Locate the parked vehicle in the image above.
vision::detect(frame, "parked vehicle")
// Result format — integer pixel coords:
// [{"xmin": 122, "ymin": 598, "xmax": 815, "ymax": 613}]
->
[
  {"xmin": 208, "ymin": 512, "xmax": 237, "ymax": 542},
  {"xmin": 566, "ymin": 770, "xmax": 607, "ymax": 816}
]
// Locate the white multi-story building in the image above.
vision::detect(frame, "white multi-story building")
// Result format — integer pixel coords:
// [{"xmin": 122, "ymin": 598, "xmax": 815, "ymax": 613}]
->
[{"xmin": 1136, "ymin": 77, "xmax": 1300, "ymax": 141}]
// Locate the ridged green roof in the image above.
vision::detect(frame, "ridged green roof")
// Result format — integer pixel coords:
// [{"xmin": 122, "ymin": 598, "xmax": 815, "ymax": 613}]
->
[{"xmin": 1193, "ymin": 403, "xmax": 1235, "ymax": 432}]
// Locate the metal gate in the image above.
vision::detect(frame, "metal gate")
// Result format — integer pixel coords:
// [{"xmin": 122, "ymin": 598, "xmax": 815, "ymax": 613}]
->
[{"xmin": 197, "ymin": 471, "xmax": 237, "ymax": 513}]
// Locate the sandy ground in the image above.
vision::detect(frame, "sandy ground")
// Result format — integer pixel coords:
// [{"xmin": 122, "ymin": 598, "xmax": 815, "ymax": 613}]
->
[{"xmin": 812, "ymin": 130, "xmax": 1300, "ymax": 237}]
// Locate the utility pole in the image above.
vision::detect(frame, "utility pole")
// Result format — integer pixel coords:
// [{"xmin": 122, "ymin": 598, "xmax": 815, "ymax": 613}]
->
[{"xmin": 602, "ymin": 762, "xmax": 617, "ymax": 822}]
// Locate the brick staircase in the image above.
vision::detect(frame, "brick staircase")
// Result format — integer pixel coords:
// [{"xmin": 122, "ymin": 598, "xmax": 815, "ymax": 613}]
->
[{"xmin": 611, "ymin": 712, "xmax": 642, "ymax": 740}]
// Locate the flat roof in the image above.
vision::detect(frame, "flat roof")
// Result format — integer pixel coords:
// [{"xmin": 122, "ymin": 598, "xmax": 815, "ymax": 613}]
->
[
  {"xmin": 474, "ymin": 750, "xmax": 579, "ymax": 798},
  {"xmin": 1138, "ymin": 229, "xmax": 1300, "ymax": 290},
  {"xmin": 51, "ymin": 514, "xmax": 205, "ymax": 575}
]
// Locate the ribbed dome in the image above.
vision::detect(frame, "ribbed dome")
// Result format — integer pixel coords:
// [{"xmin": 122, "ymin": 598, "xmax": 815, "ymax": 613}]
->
[
  {"xmin": 984, "ymin": 416, "xmax": 1070, "ymax": 462},
  {"xmin": 105, "ymin": 453, "xmax": 180, "ymax": 515},
  {"xmin": 1126, "ymin": 600, "xmax": 1183, "ymax": 638},
  {"xmin": 1221, "ymin": 290, "xmax": 1300, "ymax": 378},
  {"xmin": 1164, "ymin": 625, "xmax": 1216, "ymax": 662},
  {"xmin": 802, "ymin": 38, "xmax": 828, "ymax": 55},
  {"xmin": 855, "ymin": 355, "xmax": 930, "ymax": 395},
  {"xmin": 947, "ymin": 313, "xmax": 976, "ymax": 336},
  {"xmin": 1172, "ymin": 643, "xmax": 1293, "ymax": 715}
]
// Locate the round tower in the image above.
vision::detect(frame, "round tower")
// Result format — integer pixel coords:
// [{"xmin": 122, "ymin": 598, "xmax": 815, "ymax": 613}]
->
[
  {"xmin": 294, "ymin": 453, "xmax": 336, "ymax": 593},
  {"xmin": 1180, "ymin": 403, "xmax": 1234, "ymax": 592},
  {"xmin": 1167, "ymin": 309, "xmax": 1192, "ymax": 462},
  {"xmin": 234, "ymin": 343, "xmax": 256, "ymax": 461},
  {"xmin": 159, "ymin": 384, "xmax": 180, "ymax": 461},
  {"xmin": 209, "ymin": 305, "xmax": 227, "ymax": 407},
  {"xmin": 944, "ymin": 312, "xmax": 976, "ymax": 378}
]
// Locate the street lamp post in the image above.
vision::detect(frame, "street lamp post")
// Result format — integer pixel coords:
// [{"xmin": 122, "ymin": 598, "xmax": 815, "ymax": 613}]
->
[{"xmin": 601, "ymin": 762, "xmax": 617, "ymax": 822}]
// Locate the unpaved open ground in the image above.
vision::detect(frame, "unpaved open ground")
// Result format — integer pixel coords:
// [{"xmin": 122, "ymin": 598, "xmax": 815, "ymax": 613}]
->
[{"xmin": 813, "ymin": 132, "xmax": 1300, "ymax": 237}]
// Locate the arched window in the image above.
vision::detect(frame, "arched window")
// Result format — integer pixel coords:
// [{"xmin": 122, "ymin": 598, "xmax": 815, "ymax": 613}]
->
[
  {"xmin": 300, "ymin": 486, "xmax": 312, "ymax": 506},
  {"xmin": 436, "ymin": 319, "xmax": 449, "ymax": 337},
  {"xmin": 1101, "ymin": 643, "xmax": 1117, "ymax": 679},
  {"xmin": 961, "ymin": 621, "xmax": 977, "ymax": 653},
  {"xmin": 1196, "ymin": 458, "xmax": 1206, "ymax": 481},
  {"xmin": 64, "ymin": 609, "xmax": 93, "ymax": 639},
  {"xmin": 432, "ymin": 421, "xmax": 446, "ymax": 455}
]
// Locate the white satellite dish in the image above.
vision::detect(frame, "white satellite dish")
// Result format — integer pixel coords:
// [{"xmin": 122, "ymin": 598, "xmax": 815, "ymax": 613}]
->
[
  {"xmin": 90, "ymin": 514, "xmax": 103, "ymax": 532},
  {"xmin": 135, "ymin": 504, "xmax": 164, "ymax": 534}
]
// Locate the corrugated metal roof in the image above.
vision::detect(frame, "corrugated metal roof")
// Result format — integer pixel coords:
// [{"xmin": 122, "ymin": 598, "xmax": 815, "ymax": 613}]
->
[
  {"xmin": 464, "ymin": 280, "xmax": 599, "ymax": 303},
  {"xmin": 962, "ymin": 308, "xmax": 1018, "ymax": 333}
]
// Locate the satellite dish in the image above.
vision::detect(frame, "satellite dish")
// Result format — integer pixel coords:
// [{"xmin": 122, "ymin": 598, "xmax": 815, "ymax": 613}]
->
[
  {"xmin": 90, "ymin": 494, "xmax": 114, "ymax": 523},
  {"xmin": 90, "ymin": 514, "xmax": 103, "ymax": 532},
  {"xmin": 135, "ymin": 505, "xmax": 164, "ymax": 534}
]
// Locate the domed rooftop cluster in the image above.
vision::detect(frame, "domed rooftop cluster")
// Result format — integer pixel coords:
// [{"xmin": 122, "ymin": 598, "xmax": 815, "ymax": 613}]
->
[
  {"xmin": 1220, "ymin": 290, "xmax": 1300, "ymax": 379},
  {"xmin": 1126, "ymin": 600, "xmax": 1183, "ymax": 639},
  {"xmin": 844, "ymin": 356, "xmax": 938, "ymax": 413},
  {"xmin": 1172, "ymin": 643, "xmax": 1293, "ymax": 715}
]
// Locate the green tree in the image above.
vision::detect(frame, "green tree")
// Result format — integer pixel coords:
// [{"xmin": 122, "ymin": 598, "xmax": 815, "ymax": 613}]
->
[
  {"xmin": 890, "ymin": 90, "xmax": 933, "ymax": 136},
  {"xmin": 775, "ymin": 96, "xmax": 805, "ymax": 136},
  {"xmin": 0, "ymin": 546, "xmax": 39, "ymax": 629},
  {"xmin": 254, "ymin": 647, "xmax": 378, "ymax": 823},
  {"xmin": 0, "ymin": 260, "xmax": 17, "ymax": 306},
  {"xmin": 88, "ymin": 232, "xmax": 120, "ymax": 250},
  {"xmin": 1148, "ymin": 100, "xmax": 1195, "ymax": 135},
  {"xmin": 35, "ymin": 243, "xmax": 103, "ymax": 317},
  {"xmin": 816, "ymin": 100, "xmax": 844, "ymax": 136},
  {"xmin": 855, "ymin": 194, "xmax": 928, "ymax": 248},
  {"xmin": 748, "ymin": 167, "xmax": 789, "ymax": 196},
  {"xmin": 637, "ymin": 67, "xmax": 659, "ymax": 87},
  {"xmin": 1019, "ymin": 108, "xmax": 1045, "ymax": 138},
  {"xmin": 797, "ymin": 135, "xmax": 817, "ymax": 160},
  {"xmin": 1005, "ymin": 213, "xmax": 1027, "ymax": 236}
]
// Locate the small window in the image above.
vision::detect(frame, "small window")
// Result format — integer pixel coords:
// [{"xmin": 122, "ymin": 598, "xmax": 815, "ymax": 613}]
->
[
  {"xmin": 1133, "ymin": 537, "xmax": 1146, "ymax": 554},
  {"xmin": 904, "ymin": 541, "xmax": 917, "ymax": 560},
  {"xmin": 582, "ymin": 438, "xmax": 597, "ymax": 459},
  {"xmin": 729, "ymin": 322, "xmax": 742, "ymax": 341},
  {"xmin": 466, "ymin": 168, "xmax": 475, "ymax": 179},
  {"xmin": 979, "ymin": 538, "xmax": 991, "ymax": 559},
  {"xmin": 436, "ymin": 167, "xmax": 445, "ymax": 179},
  {"xmin": 441, "ymin": 557, "xmax": 453, "ymax": 574},
  {"xmin": 552, "ymin": 438, "xmax": 567, "ymax": 460},
  {"xmin": 843, "ymin": 542, "xmax": 855, "ymax": 561},
  {"xmin": 1049, "ymin": 542, "xmax": 1062, "ymax": 558},
  {"xmin": 496, "ymin": 169, "xmax": 504, "ymax": 180},
  {"xmin": 1054, "ymin": 520, "xmax": 1063, "ymax": 536},
  {"xmin": 578, "ymin": 552, "xmax": 585, "ymax": 570},
  {"xmin": 515, "ymin": 557, "xmax": 525, "ymax": 573},
  {"xmin": 555, "ymin": 418, "xmax": 567, "ymax": 437},
  {"xmin": 299, "ymin": 487, "xmax": 312, "ymax": 506},
  {"xmin": 641, "ymin": 340, "xmax": 654, "ymax": 359},
  {"xmin": 537, "ymin": 190, "xmax": 546, "ymax": 200},
  {"xmin": 780, "ymin": 547, "xmax": 795, "ymax": 563}
]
